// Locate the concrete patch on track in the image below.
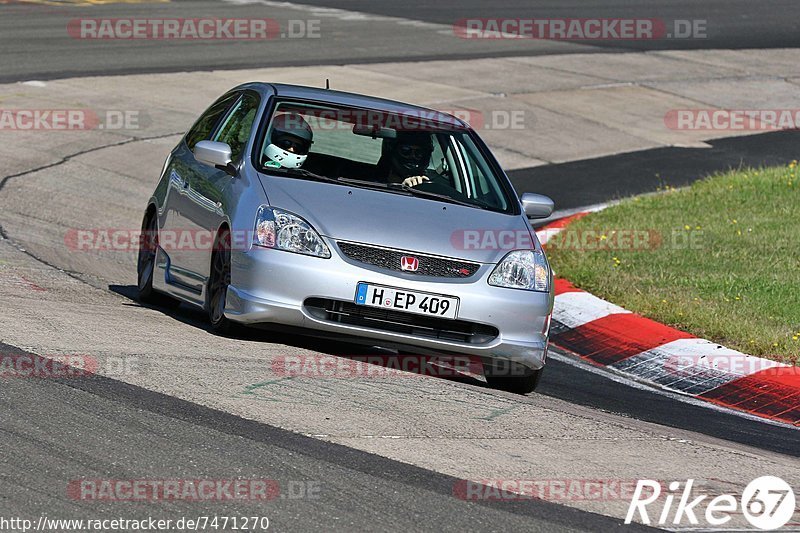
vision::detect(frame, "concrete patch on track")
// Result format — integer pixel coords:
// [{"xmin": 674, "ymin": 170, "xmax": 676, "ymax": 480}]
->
[{"xmin": 0, "ymin": 48, "xmax": 798, "ymax": 180}]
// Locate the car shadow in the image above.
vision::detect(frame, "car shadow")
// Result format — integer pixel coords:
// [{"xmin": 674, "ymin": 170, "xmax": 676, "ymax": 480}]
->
[{"xmin": 109, "ymin": 284, "xmax": 488, "ymax": 388}]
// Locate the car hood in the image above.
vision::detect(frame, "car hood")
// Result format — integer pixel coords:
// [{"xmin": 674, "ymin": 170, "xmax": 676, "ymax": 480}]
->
[{"xmin": 257, "ymin": 174, "xmax": 536, "ymax": 264}]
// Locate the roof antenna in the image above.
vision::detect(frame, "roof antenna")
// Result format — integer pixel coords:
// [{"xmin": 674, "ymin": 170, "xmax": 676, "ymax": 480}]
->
[{"xmin": 325, "ymin": 78, "xmax": 330, "ymax": 90}]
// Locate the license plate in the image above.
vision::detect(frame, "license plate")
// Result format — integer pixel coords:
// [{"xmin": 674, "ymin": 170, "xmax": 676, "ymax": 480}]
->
[{"xmin": 355, "ymin": 282, "xmax": 459, "ymax": 319}]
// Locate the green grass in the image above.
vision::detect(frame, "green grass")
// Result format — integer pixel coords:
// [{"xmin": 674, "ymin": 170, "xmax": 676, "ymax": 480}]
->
[{"xmin": 545, "ymin": 163, "xmax": 800, "ymax": 364}]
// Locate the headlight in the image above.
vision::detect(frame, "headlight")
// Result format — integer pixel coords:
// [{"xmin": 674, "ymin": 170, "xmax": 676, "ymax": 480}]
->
[
  {"xmin": 488, "ymin": 250, "xmax": 550, "ymax": 292},
  {"xmin": 253, "ymin": 205, "xmax": 330, "ymax": 258}
]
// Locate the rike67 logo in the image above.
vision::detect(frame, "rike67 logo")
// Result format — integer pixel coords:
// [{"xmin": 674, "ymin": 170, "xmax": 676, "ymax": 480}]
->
[{"xmin": 626, "ymin": 476, "xmax": 796, "ymax": 530}]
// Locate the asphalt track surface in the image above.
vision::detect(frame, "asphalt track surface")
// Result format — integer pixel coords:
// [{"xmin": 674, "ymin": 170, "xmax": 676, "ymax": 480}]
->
[
  {"xmin": 287, "ymin": 0, "xmax": 800, "ymax": 51},
  {"xmin": 1, "ymin": 1, "xmax": 800, "ymax": 531},
  {"xmin": 1, "ymin": 0, "xmax": 799, "ymax": 82},
  {"xmin": 513, "ymin": 129, "xmax": 800, "ymax": 211}
]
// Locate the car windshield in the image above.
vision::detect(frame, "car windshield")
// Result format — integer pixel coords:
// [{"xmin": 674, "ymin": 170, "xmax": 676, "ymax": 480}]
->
[{"xmin": 257, "ymin": 100, "xmax": 514, "ymax": 213}]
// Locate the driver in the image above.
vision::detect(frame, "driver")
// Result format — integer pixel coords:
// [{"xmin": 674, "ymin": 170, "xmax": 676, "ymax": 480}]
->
[
  {"xmin": 263, "ymin": 112, "xmax": 313, "ymax": 169},
  {"xmin": 379, "ymin": 131, "xmax": 435, "ymax": 188}
]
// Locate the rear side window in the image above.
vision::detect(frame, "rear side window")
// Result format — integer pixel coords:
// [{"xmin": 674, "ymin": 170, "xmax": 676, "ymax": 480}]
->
[
  {"xmin": 185, "ymin": 92, "xmax": 240, "ymax": 149},
  {"xmin": 213, "ymin": 93, "xmax": 260, "ymax": 162}
]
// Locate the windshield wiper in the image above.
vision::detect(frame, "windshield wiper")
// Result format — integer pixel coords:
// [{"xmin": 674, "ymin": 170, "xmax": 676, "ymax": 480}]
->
[
  {"xmin": 270, "ymin": 167, "xmax": 341, "ymax": 184},
  {"xmin": 334, "ymin": 177, "xmax": 418, "ymax": 196},
  {"xmin": 337, "ymin": 177, "xmax": 407, "ymax": 191},
  {"xmin": 387, "ymin": 183, "xmax": 486, "ymax": 209},
  {"xmin": 272, "ymin": 171, "xmax": 404, "ymax": 195},
  {"xmin": 337, "ymin": 177, "xmax": 387, "ymax": 188}
]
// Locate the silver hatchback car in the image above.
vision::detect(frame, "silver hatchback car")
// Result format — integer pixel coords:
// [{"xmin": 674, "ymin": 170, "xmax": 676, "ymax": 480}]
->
[{"xmin": 138, "ymin": 83, "xmax": 555, "ymax": 393}]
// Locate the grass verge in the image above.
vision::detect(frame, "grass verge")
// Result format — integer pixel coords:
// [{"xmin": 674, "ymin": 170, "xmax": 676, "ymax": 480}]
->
[{"xmin": 545, "ymin": 163, "xmax": 800, "ymax": 365}]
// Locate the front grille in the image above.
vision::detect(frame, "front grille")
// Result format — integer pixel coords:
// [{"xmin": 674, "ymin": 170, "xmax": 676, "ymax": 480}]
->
[
  {"xmin": 304, "ymin": 298, "xmax": 499, "ymax": 344},
  {"xmin": 337, "ymin": 242, "xmax": 480, "ymax": 278}
]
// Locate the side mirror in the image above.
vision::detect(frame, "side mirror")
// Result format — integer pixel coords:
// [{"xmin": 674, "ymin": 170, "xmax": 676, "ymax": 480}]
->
[
  {"xmin": 521, "ymin": 193, "xmax": 554, "ymax": 219},
  {"xmin": 194, "ymin": 141, "xmax": 234, "ymax": 174}
]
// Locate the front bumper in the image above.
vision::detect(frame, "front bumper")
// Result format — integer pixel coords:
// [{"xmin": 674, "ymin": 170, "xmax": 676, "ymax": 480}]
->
[{"xmin": 225, "ymin": 241, "xmax": 553, "ymax": 370}]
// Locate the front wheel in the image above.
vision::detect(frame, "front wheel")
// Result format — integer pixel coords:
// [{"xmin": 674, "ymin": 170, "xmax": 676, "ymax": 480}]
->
[
  {"xmin": 207, "ymin": 230, "xmax": 240, "ymax": 336},
  {"xmin": 484, "ymin": 363, "xmax": 543, "ymax": 395}
]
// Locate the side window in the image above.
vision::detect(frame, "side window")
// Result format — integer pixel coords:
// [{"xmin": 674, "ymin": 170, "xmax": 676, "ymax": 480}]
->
[
  {"xmin": 429, "ymin": 134, "xmax": 453, "ymax": 186},
  {"xmin": 185, "ymin": 92, "xmax": 240, "ymax": 150},
  {"xmin": 458, "ymin": 135, "xmax": 508, "ymax": 210},
  {"xmin": 446, "ymin": 137, "xmax": 467, "ymax": 195},
  {"xmin": 213, "ymin": 93, "xmax": 260, "ymax": 162}
]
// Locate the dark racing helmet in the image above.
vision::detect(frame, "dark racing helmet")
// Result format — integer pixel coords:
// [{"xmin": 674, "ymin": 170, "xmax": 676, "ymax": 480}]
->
[{"xmin": 382, "ymin": 131, "xmax": 433, "ymax": 178}]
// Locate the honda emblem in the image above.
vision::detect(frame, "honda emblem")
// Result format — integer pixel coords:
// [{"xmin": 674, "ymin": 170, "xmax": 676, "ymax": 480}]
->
[{"xmin": 400, "ymin": 256, "xmax": 419, "ymax": 272}]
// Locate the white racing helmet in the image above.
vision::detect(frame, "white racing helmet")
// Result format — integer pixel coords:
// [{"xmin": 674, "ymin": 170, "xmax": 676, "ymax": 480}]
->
[{"xmin": 264, "ymin": 112, "xmax": 313, "ymax": 169}]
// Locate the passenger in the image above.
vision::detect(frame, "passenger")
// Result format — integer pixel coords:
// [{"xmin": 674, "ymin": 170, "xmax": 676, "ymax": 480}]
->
[{"xmin": 378, "ymin": 131, "xmax": 436, "ymax": 188}]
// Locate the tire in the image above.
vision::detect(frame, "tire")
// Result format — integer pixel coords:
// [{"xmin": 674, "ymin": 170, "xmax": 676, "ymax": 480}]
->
[
  {"xmin": 206, "ymin": 229, "xmax": 241, "ymax": 336},
  {"xmin": 137, "ymin": 211, "xmax": 181, "ymax": 309},
  {"xmin": 484, "ymin": 362, "xmax": 543, "ymax": 395}
]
